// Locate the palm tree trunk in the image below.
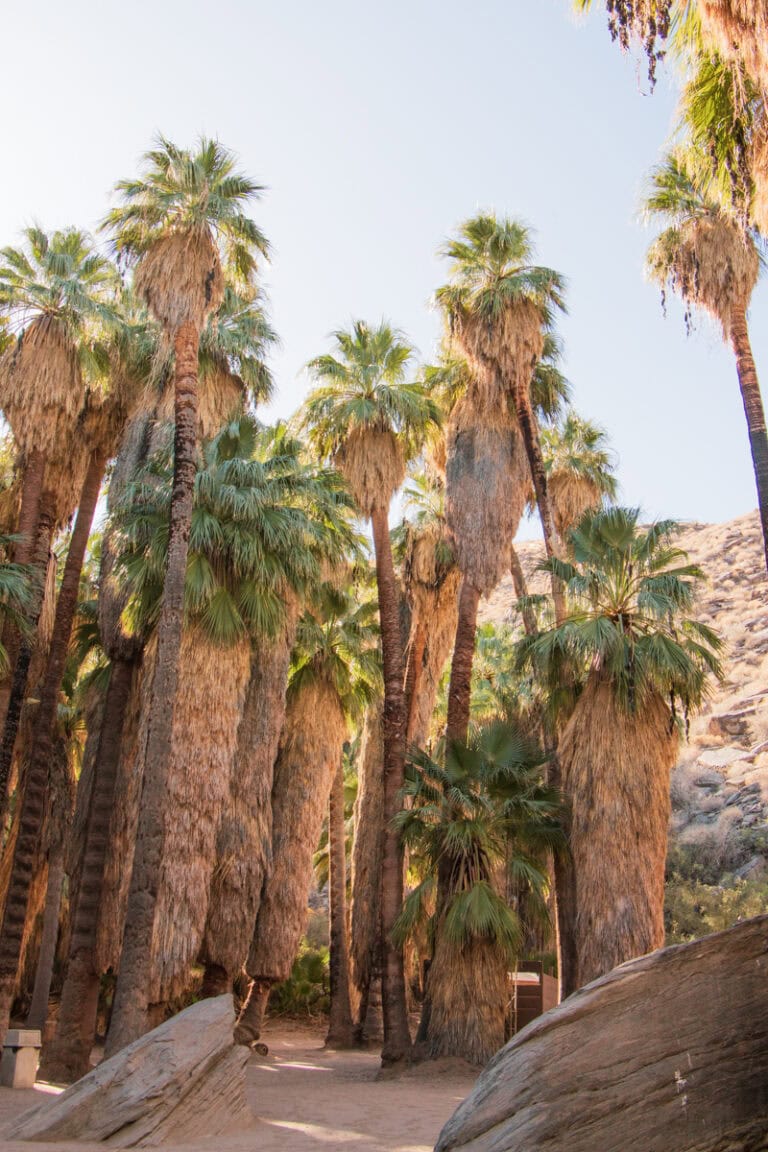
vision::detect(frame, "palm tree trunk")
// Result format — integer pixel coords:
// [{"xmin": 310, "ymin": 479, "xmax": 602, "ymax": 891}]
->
[
  {"xmin": 510, "ymin": 544, "xmax": 537, "ymax": 637},
  {"xmin": 369, "ymin": 506, "xmax": 410, "ymax": 1065},
  {"xmin": 0, "ymin": 500, "xmax": 55, "ymax": 1036},
  {"xmin": 446, "ymin": 576, "xmax": 481, "ymax": 745},
  {"xmin": 404, "ymin": 620, "xmax": 427, "ymax": 745},
  {"xmin": 0, "ymin": 452, "xmax": 105, "ymax": 1038},
  {"xmin": 326, "ymin": 759, "xmax": 355, "ymax": 1048},
  {"xmin": 350, "ymin": 702, "xmax": 384, "ymax": 1043},
  {"xmin": 105, "ymin": 320, "xmax": 200, "ymax": 1056},
  {"xmin": 0, "ymin": 449, "xmax": 47, "ymax": 741},
  {"xmin": 512, "ymin": 389, "xmax": 565, "ymax": 623},
  {"xmin": 39, "ymin": 656, "xmax": 137, "ymax": 1082},
  {"xmin": 26, "ymin": 844, "xmax": 64, "ymax": 1031},
  {"xmin": 731, "ymin": 306, "xmax": 768, "ymax": 574}
]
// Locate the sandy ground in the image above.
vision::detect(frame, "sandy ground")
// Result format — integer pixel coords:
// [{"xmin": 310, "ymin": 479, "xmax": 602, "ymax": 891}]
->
[{"xmin": 0, "ymin": 1021, "xmax": 478, "ymax": 1152}]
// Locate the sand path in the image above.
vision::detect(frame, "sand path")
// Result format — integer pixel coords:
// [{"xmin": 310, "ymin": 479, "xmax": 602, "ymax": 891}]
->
[{"xmin": 0, "ymin": 1022, "xmax": 477, "ymax": 1152}]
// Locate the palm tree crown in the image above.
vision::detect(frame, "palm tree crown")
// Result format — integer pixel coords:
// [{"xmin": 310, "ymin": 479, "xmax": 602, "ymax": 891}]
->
[
  {"xmin": 103, "ymin": 136, "xmax": 268, "ymax": 331},
  {"xmin": 520, "ymin": 506, "xmax": 723, "ymax": 715},
  {"xmin": 303, "ymin": 319, "xmax": 440, "ymax": 516},
  {"xmin": 643, "ymin": 149, "xmax": 761, "ymax": 338}
]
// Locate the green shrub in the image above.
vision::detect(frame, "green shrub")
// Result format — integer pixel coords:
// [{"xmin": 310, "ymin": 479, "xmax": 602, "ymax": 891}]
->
[
  {"xmin": 665, "ymin": 875, "xmax": 768, "ymax": 944},
  {"xmin": 268, "ymin": 942, "xmax": 330, "ymax": 1017}
]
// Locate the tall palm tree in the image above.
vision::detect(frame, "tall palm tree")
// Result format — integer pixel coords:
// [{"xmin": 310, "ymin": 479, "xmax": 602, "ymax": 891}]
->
[
  {"xmin": 643, "ymin": 149, "xmax": 768, "ymax": 571},
  {"xmin": 238, "ymin": 585, "xmax": 379, "ymax": 1047},
  {"xmin": 0, "ymin": 228, "xmax": 119, "ymax": 800},
  {"xmin": 302, "ymin": 320, "xmax": 440, "ymax": 1063},
  {"xmin": 697, "ymin": 1, "xmax": 768, "ymax": 95},
  {"xmin": 395, "ymin": 723, "xmax": 563, "ymax": 1064},
  {"xmin": 102, "ymin": 136, "xmax": 268, "ymax": 1052},
  {"xmin": 519, "ymin": 507, "xmax": 722, "ymax": 992},
  {"xmin": 541, "ymin": 410, "xmax": 617, "ymax": 543},
  {"xmin": 572, "ymin": 0, "xmax": 676, "ymax": 86}
]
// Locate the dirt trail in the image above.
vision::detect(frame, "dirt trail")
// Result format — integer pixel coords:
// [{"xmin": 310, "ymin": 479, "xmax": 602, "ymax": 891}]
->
[{"xmin": 0, "ymin": 1022, "xmax": 477, "ymax": 1152}]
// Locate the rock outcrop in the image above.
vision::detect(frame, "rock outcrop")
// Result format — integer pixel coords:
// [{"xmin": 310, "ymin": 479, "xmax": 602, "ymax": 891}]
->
[
  {"xmin": 9, "ymin": 995, "xmax": 251, "ymax": 1147},
  {"xmin": 435, "ymin": 916, "xmax": 768, "ymax": 1152}
]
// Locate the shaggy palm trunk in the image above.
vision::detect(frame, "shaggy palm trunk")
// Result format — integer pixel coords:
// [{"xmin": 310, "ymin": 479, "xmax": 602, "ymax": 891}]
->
[
  {"xmin": 0, "ymin": 499, "xmax": 56, "ymax": 1036},
  {"xmin": 560, "ymin": 677, "xmax": 677, "ymax": 989},
  {"xmin": 0, "ymin": 449, "xmax": 46, "ymax": 747},
  {"xmin": 203, "ymin": 614, "xmax": 297, "ymax": 987},
  {"xmin": 350, "ymin": 702, "xmax": 384, "ymax": 1042},
  {"xmin": 404, "ymin": 621, "xmax": 427, "ymax": 744},
  {"xmin": 730, "ymin": 306, "xmax": 768, "ymax": 574},
  {"xmin": 446, "ymin": 577, "xmax": 481, "ymax": 745},
  {"xmin": 0, "ymin": 452, "xmax": 106, "ymax": 1039},
  {"xmin": 39, "ymin": 656, "xmax": 138, "ymax": 1082},
  {"xmin": 510, "ymin": 544, "xmax": 537, "ymax": 637},
  {"xmin": 326, "ymin": 759, "xmax": 355, "ymax": 1048},
  {"xmin": 106, "ymin": 320, "xmax": 199, "ymax": 1056},
  {"xmin": 512, "ymin": 389, "xmax": 565, "ymax": 623},
  {"xmin": 26, "ymin": 844, "xmax": 64, "ymax": 1031},
  {"xmin": 369, "ymin": 507, "xmax": 411, "ymax": 1064},
  {"xmin": 240, "ymin": 680, "xmax": 345, "ymax": 1044},
  {"xmin": 425, "ymin": 930, "xmax": 508, "ymax": 1066}
]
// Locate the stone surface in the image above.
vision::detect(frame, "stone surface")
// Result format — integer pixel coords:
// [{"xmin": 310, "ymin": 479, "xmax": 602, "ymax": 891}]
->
[
  {"xmin": 8, "ymin": 995, "xmax": 251, "ymax": 1147},
  {"xmin": 0, "ymin": 1048, "xmax": 39, "ymax": 1090},
  {"xmin": 435, "ymin": 917, "xmax": 768, "ymax": 1152}
]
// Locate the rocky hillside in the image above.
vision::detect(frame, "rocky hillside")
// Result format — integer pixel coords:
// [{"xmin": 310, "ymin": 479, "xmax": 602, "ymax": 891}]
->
[{"xmin": 481, "ymin": 511, "xmax": 768, "ymax": 884}]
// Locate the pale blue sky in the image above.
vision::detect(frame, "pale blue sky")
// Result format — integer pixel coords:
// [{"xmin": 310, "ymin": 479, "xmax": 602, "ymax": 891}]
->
[{"xmin": 4, "ymin": 0, "xmax": 764, "ymax": 536}]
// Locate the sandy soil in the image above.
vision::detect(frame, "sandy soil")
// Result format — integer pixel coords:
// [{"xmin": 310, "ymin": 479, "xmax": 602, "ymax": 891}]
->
[{"xmin": 0, "ymin": 1021, "xmax": 478, "ymax": 1152}]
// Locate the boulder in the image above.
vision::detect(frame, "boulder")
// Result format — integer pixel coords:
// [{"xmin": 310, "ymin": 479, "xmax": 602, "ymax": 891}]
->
[
  {"xmin": 9, "ymin": 995, "xmax": 251, "ymax": 1147},
  {"xmin": 435, "ymin": 917, "xmax": 768, "ymax": 1152}
]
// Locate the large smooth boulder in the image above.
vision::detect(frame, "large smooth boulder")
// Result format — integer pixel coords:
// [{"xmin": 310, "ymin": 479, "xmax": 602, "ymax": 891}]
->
[
  {"xmin": 436, "ymin": 917, "xmax": 768, "ymax": 1152},
  {"xmin": 9, "ymin": 995, "xmax": 251, "ymax": 1147}
]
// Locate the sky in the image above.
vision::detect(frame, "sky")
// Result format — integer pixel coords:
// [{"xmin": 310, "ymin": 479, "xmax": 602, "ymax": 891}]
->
[{"xmin": 3, "ymin": 0, "xmax": 765, "ymax": 537}]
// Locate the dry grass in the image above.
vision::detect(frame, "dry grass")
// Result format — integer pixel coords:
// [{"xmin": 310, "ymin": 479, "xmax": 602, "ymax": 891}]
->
[
  {"xmin": 336, "ymin": 427, "xmax": 405, "ymax": 516},
  {"xmin": 699, "ymin": 1, "xmax": 768, "ymax": 92},
  {"xmin": 549, "ymin": 472, "xmax": 603, "ymax": 543},
  {"xmin": 446, "ymin": 391, "xmax": 530, "ymax": 595},
  {"xmin": 135, "ymin": 230, "xmax": 224, "ymax": 333},
  {"xmin": 558, "ymin": 676, "xmax": 678, "ymax": 988},
  {"xmin": 149, "ymin": 629, "xmax": 251, "ymax": 1003},
  {"xmin": 204, "ymin": 612, "xmax": 298, "ymax": 978},
  {"xmin": 247, "ymin": 677, "xmax": 347, "ymax": 982},
  {"xmin": 350, "ymin": 701, "xmax": 385, "ymax": 1000},
  {"xmin": 0, "ymin": 316, "xmax": 85, "ymax": 457}
]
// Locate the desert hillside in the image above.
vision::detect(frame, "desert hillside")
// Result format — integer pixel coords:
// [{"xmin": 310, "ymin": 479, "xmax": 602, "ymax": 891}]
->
[{"xmin": 481, "ymin": 511, "xmax": 768, "ymax": 882}]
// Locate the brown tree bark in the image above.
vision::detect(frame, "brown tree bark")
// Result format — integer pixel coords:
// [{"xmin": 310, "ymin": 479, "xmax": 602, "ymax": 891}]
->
[
  {"xmin": 39, "ymin": 656, "xmax": 137, "ymax": 1082},
  {"xmin": 105, "ymin": 321, "xmax": 200, "ymax": 1056},
  {"xmin": 510, "ymin": 544, "xmax": 538, "ymax": 637},
  {"xmin": 26, "ymin": 844, "xmax": 65, "ymax": 1032},
  {"xmin": 0, "ymin": 449, "xmax": 47, "ymax": 743},
  {"xmin": 369, "ymin": 506, "xmax": 411, "ymax": 1065},
  {"xmin": 446, "ymin": 577, "xmax": 481, "ymax": 745},
  {"xmin": 511, "ymin": 386, "xmax": 565, "ymax": 623},
  {"xmin": 0, "ymin": 498, "xmax": 55, "ymax": 1036},
  {"xmin": 731, "ymin": 305, "xmax": 768, "ymax": 575},
  {"xmin": 325, "ymin": 759, "xmax": 355, "ymax": 1048},
  {"xmin": 404, "ymin": 620, "xmax": 427, "ymax": 745}
]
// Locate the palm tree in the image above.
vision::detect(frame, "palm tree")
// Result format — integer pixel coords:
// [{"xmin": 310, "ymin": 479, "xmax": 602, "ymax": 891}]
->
[
  {"xmin": 696, "ymin": 1, "xmax": 768, "ymax": 95},
  {"xmin": 572, "ymin": 0, "xmax": 674, "ymax": 85},
  {"xmin": 326, "ymin": 751, "xmax": 357, "ymax": 1048},
  {"xmin": 102, "ymin": 136, "xmax": 267, "ymax": 1052},
  {"xmin": 100, "ymin": 417, "xmax": 355, "ymax": 1054},
  {"xmin": 541, "ymin": 411, "xmax": 617, "ymax": 543},
  {"xmin": 518, "ymin": 507, "xmax": 722, "ymax": 992},
  {"xmin": 302, "ymin": 320, "xmax": 440, "ymax": 1064},
  {"xmin": 237, "ymin": 584, "xmax": 379, "ymax": 1047},
  {"xmin": 643, "ymin": 149, "xmax": 768, "ymax": 572},
  {"xmin": 395, "ymin": 723, "xmax": 563, "ymax": 1065},
  {"xmin": 0, "ymin": 228, "xmax": 119, "ymax": 801}
]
